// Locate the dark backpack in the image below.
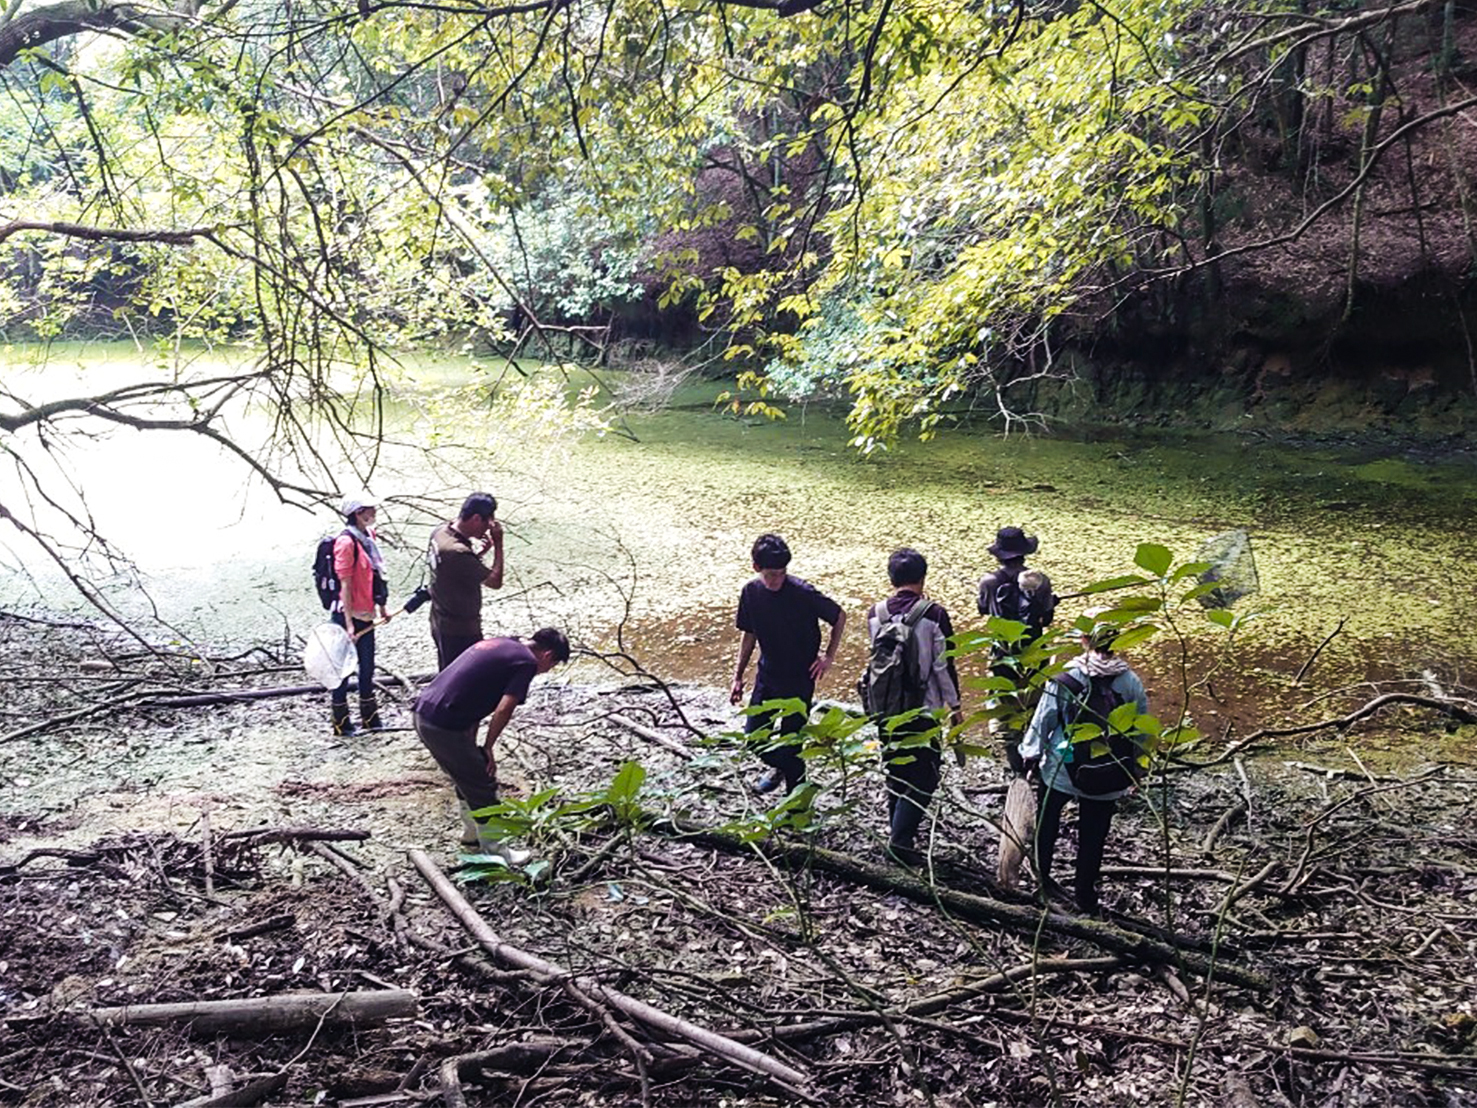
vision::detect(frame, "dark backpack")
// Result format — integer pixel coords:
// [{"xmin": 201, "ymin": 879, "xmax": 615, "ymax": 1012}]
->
[
  {"xmin": 1055, "ymin": 670, "xmax": 1143, "ymax": 795},
  {"xmin": 984, "ymin": 568, "xmax": 1053, "ymax": 637},
  {"xmin": 860, "ymin": 598, "xmax": 932, "ymax": 719},
  {"xmin": 313, "ymin": 531, "xmax": 387, "ymax": 610}
]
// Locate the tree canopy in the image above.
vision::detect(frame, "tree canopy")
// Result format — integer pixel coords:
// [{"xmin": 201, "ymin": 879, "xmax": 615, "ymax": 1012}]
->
[{"xmin": 1, "ymin": 0, "xmax": 1472, "ymax": 583}]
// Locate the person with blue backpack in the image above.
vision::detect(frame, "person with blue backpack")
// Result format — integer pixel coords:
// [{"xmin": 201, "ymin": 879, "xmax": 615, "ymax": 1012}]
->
[
  {"xmin": 977, "ymin": 526, "xmax": 1056, "ymax": 773},
  {"xmin": 1018, "ymin": 611, "xmax": 1150, "ymax": 914},
  {"xmin": 861, "ymin": 548, "xmax": 962, "ymax": 867}
]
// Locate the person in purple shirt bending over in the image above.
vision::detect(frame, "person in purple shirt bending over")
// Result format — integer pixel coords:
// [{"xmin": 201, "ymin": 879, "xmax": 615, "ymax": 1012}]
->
[
  {"xmin": 413, "ymin": 628, "xmax": 570, "ymax": 859},
  {"xmin": 730, "ymin": 534, "xmax": 846, "ymax": 796}
]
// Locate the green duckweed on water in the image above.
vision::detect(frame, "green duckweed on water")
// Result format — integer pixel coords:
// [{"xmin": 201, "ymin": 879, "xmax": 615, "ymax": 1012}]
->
[{"xmin": 2, "ymin": 347, "xmax": 1473, "ymax": 724}]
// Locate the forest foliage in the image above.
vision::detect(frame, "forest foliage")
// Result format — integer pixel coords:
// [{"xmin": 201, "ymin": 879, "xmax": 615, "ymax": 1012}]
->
[{"xmin": 0, "ymin": 0, "xmax": 1472, "ymax": 487}]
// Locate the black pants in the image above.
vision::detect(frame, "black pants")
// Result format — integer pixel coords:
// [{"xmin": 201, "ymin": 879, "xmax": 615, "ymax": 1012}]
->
[
  {"xmin": 746, "ymin": 687, "xmax": 812, "ymax": 793},
  {"xmin": 331, "ymin": 613, "xmax": 375, "ymax": 704},
  {"xmin": 433, "ymin": 623, "xmax": 481, "ymax": 672},
  {"xmin": 1035, "ymin": 785, "xmax": 1117, "ymax": 911},
  {"xmin": 880, "ymin": 717, "xmax": 942, "ymax": 852},
  {"xmin": 414, "ymin": 713, "xmax": 499, "ymax": 815}
]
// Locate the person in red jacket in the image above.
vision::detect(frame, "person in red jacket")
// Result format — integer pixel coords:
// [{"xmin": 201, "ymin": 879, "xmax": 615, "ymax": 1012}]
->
[{"xmin": 331, "ymin": 496, "xmax": 393, "ymax": 735}]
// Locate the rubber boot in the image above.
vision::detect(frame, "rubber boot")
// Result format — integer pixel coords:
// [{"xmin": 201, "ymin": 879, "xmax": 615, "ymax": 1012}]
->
[
  {"xmin": 474, "ymin": 823, "xmax": 531, "ymax": 866},
  {"xmin": 331, "ymin": 701, "xmax": 357, "ymax": 737},
  {"xmin": 458, "ymin": 801, "xmax": 480, "ymax": 848},
  {"xmin": 359, "ymin": 694, "xmax": 384, "ymax": 732},
  {"xmin": 888, "ymin": 792, "xmax": 928, "ymax": 867}
]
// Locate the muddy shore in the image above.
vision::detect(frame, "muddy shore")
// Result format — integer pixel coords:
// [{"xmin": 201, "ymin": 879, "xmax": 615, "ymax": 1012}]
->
[{"xmin": 3, "ymin": 615, "xmax": 1475, "ymax": 1106}]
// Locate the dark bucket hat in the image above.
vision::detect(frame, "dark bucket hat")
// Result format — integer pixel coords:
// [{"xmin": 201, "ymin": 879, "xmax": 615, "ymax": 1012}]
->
[{"xmin": 988, "ymin": 526, "xmax": 1039, "ymax": 561}]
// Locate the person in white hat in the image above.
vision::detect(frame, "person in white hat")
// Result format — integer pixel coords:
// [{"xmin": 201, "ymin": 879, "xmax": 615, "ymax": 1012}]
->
[{"xmin": 330, "ymin": 496, "xmax": 393, "ymax": 735}]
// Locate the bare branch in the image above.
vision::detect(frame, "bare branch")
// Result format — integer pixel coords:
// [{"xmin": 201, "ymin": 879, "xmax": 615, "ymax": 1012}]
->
[{"xmin": 0, "ymin": 219, "xmax": 224, "ymax": 247}]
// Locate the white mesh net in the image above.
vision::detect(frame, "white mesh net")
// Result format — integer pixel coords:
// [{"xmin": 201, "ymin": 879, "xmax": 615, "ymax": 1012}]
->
[{"xmin": 1195, "ymin": 529, "xmax": 1259, "ymax": 609}]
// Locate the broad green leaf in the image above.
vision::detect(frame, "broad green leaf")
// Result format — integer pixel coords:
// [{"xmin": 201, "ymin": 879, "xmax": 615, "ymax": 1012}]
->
[
  {"xmin": 606, "ymin": 760, "xmax": 647, "ymax": 810},
  {"xmin": 1134, "ymin": 542, "xmax": 1173, "ymax": 577},
  {"xmin": 1109, "ymin": 624, "xmax": 1157, "ymax": 650}
]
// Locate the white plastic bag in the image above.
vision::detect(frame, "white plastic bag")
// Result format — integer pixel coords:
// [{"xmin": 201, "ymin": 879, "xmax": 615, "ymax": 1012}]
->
[{"xmin": 303, "ymin": 622, "xmax": 357, "ymax": 689}]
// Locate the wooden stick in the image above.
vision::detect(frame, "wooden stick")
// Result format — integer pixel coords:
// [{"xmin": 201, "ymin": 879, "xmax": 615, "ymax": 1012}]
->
[
  {"xmin": 1100, "ymin": 865, "xmax": 1238, "ymax": 882},
  {"xmin": 438, "ymin": 1040, "xmax": 580, "ymax": 1108},
  {"xmin": 607, "ymin": 713, "xmax": 696, "ymax": 761},
  {"xmin": 88, "ymin": 989, "xmax": 417, "ymax": 1033},
  {"xmin": 201, "ymin": 809, "xmax": 215, "ymax": 897},
  {"xmin": 219, "ymin": 826, "xmax": 370, "ymax": 846},
  {"xmin": 146, "ymin": 673, "xmax": 433, "ymax": 709},
  {"xmin": 1294, "ymin": 618, "xmax": 1346, "ymax": 684},
  {"xmin": 1181, "ymin": 692, "xmax": 1477, "ymax": 769},
  {"xmin": 218, "ymin": 914, "xmax": 295, "ymax": 943},
  {"xmin": 408, "ymin": 849, "xmax": 810, "ymax": 1091},
  {"xmin": 1201, "ymin": 802, "xmax": 1246, "ymax": 854},
  {"xmin": 731, "ymin": 956, "xmax": 1124, "ymax": 1044},
  {"xmin": 178, "ymin": 1070, "xmax": 289, "ymax": 1107}
]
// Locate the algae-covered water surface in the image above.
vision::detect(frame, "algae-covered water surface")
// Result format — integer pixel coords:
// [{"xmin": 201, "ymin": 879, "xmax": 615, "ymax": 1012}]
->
[{"xmin": 2, "ymin": 345, "xmax": 1473, "ymax": 705}]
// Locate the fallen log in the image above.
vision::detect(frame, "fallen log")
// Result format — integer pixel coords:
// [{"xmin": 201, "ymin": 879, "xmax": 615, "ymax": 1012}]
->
[
  {"xmin": 88, "ymin": 989, "xmax": 417, "ymax": 1033},
  {"xmin": 656, "ymin": 818, "xmax": 1272, "ymax": 992},
  {"xmin": 408, "ymin": 849, "xmax": 811, "ymax": 1094},
  {"xmin": 148, "ymin": 673, "xmax": 433, "ymax": 709}
]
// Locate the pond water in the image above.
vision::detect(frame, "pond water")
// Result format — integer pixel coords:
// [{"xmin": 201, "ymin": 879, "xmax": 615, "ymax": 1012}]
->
[{"xmin": 3, "ymin": 343, "xmax": 1474, "ymax": 712}]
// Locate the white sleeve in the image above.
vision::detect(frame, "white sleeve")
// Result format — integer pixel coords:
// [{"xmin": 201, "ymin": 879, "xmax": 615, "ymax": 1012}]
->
[{"xmin": 931, "ymin": 618, "xmax": 958, "ymax": 707}]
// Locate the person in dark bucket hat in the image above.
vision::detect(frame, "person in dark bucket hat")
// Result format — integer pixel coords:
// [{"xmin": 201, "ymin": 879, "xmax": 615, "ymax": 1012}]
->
[
  {"xmin": 978, "ymin": 526, "xmax": 1055, "ymax": 773},
  {"xmin": 987, "ymin": 526, "xmax": 1039, "ymax": 561}
]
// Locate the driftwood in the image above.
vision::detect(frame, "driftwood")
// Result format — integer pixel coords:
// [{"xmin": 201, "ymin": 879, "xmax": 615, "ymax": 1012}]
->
[
  {"xmin": 409, "ymin": 849, "xmax": 811, "ymax": 1094},
  {"xmin": 88, "ymin": 989, "xmax": 417, "ymax": 1033},
  {"xmin": 149, "ymin": 673, "xmax": 432, "ymax": 709},
  {"xmin": 607, "ymin": 712, "xmax": 696, "ymax": 761},
  {"xmin": 657, "ymin": 818, "xmax": 1272, "ymax": 992},
  {"xmin": 1181, "ymin": 692, "xmax": 1477, "ymax": 769},
  {"xmin": 995, "ymin": 777, "xmax": 1035, "ymax": 890}
]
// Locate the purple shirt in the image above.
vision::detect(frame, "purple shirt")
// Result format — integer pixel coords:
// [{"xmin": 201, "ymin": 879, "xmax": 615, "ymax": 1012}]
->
[
  {"xmin": 736, "ymin": 574, "xmax": 842, "ymax": 694},
  {"xmin": 413, "ymin": 637, "xmax": 537, "ymax": 731}
]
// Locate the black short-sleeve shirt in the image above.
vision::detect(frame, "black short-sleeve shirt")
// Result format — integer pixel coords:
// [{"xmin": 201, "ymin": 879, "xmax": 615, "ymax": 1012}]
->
[
  {"xmin": 413, "ymin": 637, "xmax": 537, "ymax": 731},
  {"xmin": 735, "ymin": 574, "xmax": 842, "ymax": 693}
]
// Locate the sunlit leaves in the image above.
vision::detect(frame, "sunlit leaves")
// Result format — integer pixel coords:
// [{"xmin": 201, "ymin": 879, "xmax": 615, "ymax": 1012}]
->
[{"xmin": 1134, "ymin": 542, "xmax": 1175, "ymax": 577}]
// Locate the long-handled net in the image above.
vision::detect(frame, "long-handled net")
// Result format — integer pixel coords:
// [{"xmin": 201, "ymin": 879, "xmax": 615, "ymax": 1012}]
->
[{"xmin": 1195, "ymin": 528, "xmax": 1259, "ymax": 609}]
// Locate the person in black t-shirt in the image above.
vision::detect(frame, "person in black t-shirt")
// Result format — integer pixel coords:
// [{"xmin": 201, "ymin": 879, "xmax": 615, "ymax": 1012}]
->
[
  {"xmin": 412, "ymin": 628, "xmax": 570, "ymax": 857},
  {"xmin": 729, "ymin": 534, "xmax": 846, "ymax": 796}
]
